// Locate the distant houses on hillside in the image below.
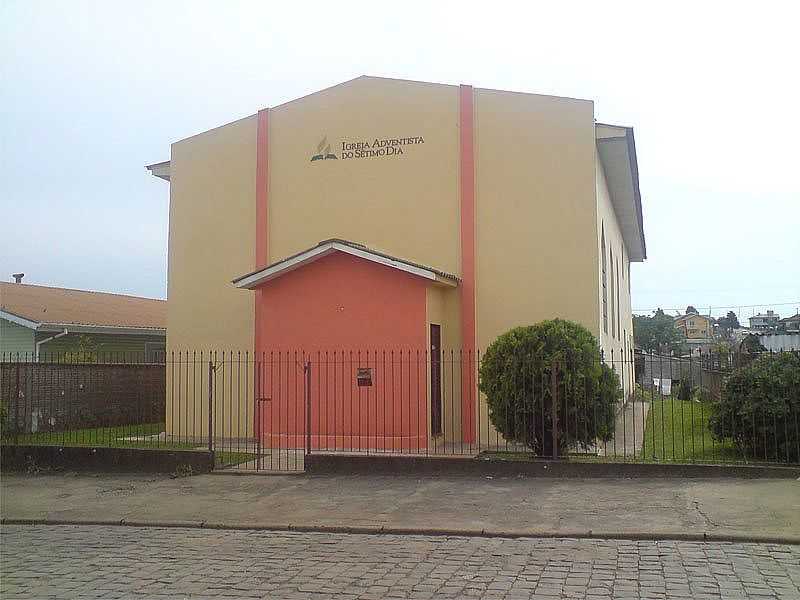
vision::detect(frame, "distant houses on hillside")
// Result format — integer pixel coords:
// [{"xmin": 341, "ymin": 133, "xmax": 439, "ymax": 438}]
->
[
  {"xmin": 778, "ymin": 313, "xmax": 800, "ymax": 333},
  {"xmin": 749, "ymin": 310, "xmax": 780, "ymax": 331},
  {"xmin": 674, "ymin": 312, "xmax": 713, "ymax": 339},
  {"xmin": 673, "ymin": 311, "xmax": 714, "ymax": 355},
  {"xmin": 669, "ymin": 307, "xmax": 800, "ymax": 353}
]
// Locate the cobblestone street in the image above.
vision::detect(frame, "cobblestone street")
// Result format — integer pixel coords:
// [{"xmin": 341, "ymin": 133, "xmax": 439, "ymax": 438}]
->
[{"xmin": 1, "ymin": 525, "xmax": 799, "ymax": 599}]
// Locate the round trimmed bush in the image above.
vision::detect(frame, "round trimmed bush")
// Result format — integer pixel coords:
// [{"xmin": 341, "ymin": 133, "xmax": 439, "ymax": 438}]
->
[
  {"xmin": 709, "ymin": 352, "xmax": 800, "ymax": 462},
  {"xmin": 479, "ymin": 319, "xmax": 619, "ymax": 456}
]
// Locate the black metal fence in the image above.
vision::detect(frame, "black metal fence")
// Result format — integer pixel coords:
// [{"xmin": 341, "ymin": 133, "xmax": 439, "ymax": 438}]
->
[{"xmin": 1, "ymin": 349, "xmax": 797, "ymax": 472}]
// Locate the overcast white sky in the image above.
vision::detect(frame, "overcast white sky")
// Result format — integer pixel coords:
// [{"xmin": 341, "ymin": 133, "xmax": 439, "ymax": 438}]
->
[{"xmin": 1, "ymin": 1, "xmax": 798, "ymax": 321}]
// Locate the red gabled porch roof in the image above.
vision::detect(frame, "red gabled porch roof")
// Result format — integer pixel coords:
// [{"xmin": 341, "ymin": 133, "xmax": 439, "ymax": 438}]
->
[{"xmin": 232, "ymin": 239, "xmax": 459, "ymax": 290}]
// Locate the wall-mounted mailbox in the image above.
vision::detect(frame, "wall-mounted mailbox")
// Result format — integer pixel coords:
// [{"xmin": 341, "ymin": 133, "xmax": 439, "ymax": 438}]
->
[{"xmin": 356, "ymin": 368, "xmax": 373, "ymax": 387}]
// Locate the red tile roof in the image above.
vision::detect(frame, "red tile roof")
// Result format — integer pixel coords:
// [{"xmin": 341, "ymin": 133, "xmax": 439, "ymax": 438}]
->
[{"xmin": 0, "ymin": 282, "xmax": 166, "ymax": 330}]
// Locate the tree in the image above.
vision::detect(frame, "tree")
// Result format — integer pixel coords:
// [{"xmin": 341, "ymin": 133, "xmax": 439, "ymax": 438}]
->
[
  {"xmin": 633, "ymin": 309, "xmax": 685, "ymax": 354},
  {"xmin": 711, "ymin": 340, "xmax": 733, "ymax": 360},
  {"xmin": 740, "ymin": 334, "xmax": 766, "ymax": 354},
  {"xmin": 686, "ymin": 305, "xmax": 699, "ymax": 315},
  {"xmin": 59, "ymin": 334, "xmax": 101, "ymax": 363},
  {"xmin": 479, "ymin": 319, "xmax": 619, "ymax": 456},
  {"xmin": 708, "ymin": 352, "xmax": 800, "ymax": 462},
  {"xmin": 716, "ymin": 311, "xmax": 741, "ymax": 335}
]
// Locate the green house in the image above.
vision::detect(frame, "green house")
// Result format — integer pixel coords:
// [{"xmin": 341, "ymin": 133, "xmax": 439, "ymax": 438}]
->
[{"xmin": 0, "ymin": 280, "xmax": 166, "ymax": 362}]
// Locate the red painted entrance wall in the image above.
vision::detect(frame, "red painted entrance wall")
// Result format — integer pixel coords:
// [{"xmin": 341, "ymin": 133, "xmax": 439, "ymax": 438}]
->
[{"xmin": 254, "ymin": 252, "xmax": 429, "ymax": 450}]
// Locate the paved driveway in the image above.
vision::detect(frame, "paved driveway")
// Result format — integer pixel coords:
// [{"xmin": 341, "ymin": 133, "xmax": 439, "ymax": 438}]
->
[{"xmin": 2, "ymin": 524, "xmax": 799, "ymax": 599}]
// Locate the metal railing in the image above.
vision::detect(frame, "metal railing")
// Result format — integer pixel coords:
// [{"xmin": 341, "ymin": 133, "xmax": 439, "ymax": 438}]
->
[{"xmin": 2, "ymin": 348, "xmax": 797, "ymax": 472}]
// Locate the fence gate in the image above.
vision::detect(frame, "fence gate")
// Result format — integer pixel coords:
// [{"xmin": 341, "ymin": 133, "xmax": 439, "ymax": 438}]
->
[{"xmin": 210, "ymin": 352, "xmax": 310, "ymax": 473}]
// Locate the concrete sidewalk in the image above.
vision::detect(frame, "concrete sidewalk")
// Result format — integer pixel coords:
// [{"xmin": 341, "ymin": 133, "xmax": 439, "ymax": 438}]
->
[{"xmin": 2, "ymin": 472, "xmax": 799, "ymax": 542}]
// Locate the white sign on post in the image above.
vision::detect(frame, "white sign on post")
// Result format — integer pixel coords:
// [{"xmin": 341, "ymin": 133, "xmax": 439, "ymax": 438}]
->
[{"xmin": 652, "ymin": 378, "xmax": 672, "ymax": 396}]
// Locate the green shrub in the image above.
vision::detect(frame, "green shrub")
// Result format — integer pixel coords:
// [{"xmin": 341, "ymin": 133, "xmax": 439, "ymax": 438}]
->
[
  {"xmin": 479, "ymin": 319, "xmax": 619, "ymax": 456},
  {"xmin": 675, "ymin": 379, "xmax": 694, "ymax": 401},
  {"xmin": 690, "ymin": 387, "xmax": 710, "ymax": 404},
  {"xmin": 708, "ymin": 352, "xmax": 800, "ymax": 462},
  {"xmin": 0, "ymin": 398, "xmax": 9, "ymax": 440}
]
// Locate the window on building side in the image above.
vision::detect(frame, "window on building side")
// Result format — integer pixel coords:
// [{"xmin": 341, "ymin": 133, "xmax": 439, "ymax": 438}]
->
[
  {"xmin": 610, "ymin": 248, "xmax": 616, "ymax": 339},
  {"xmin": 616, "ymin": 253, "xmax": 621, "ymax": 340},
  {"xmin": 602, "ymin": 225, "xmax": 608, "ymax": 334}
]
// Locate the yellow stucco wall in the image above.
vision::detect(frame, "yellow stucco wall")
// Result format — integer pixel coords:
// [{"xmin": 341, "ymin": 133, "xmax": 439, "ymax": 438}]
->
[
  {"xmin": 167, "ymin": 115, "xmax": 257, "ymax": 352},
  {"xmin": 596, "ymin": 149, "xmax": 634, "ymax": 397},
  {"xmin": 474, "ymin": 89, "xmax": 598, "ymax": 348},
  {"xmin": 268, "ymin": 77, "xmax": 461, "ymax": 276},
  {"xmin": 166, "ymin": 115, "xmax": 258, "ymax": 438},
  {"xmin": 162, "ymin": 77, "xmax": 643, "ymax": 441},
  {"xmin": 473, "ymin": 88, "xmax": 597, "ymax": 443}
]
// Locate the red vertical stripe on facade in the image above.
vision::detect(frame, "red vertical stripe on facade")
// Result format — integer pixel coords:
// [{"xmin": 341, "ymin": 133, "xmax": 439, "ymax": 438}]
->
[
  {"xmin": 255, "ymin": 108, "xmax": 270, "ymax": 356},
  {"xmin": 459, "ymin": 85, "xmax": 476, "ymax": 443}
]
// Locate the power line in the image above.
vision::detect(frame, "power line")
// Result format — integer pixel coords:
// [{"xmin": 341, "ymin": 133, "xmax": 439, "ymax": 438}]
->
[{"xmin": 633, "ymin": 301, "xmax": 800, "ymax": 313}]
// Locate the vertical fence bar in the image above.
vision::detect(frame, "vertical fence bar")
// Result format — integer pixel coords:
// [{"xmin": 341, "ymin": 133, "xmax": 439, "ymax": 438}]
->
[
  {"xmin": 414, "ymin": 348, "xmax": 428, "ymax": 454},
  {"xmin": 449, "ymin": 350, "xmax": 454, "ymax": 456},
  {"xmin": 630, "ymin": 348, "xmax": 636, "ymax": 461},
  {"xmin": 560, "ymin": 352, "xmax": 566, "ymax": 457},
  {"xmin": 337, "ymin": 350, "xmax": 342, "ymax": 454},
  {"xmin": 357, "ymin": 349, "xmax": 362, "ymax": 454},
  {"xmin": 256, "ymin": 356, "xmax": 262, "ymax": 471},
  {"xmin": 793, "ymin": 398, "xmax": 799, "ymax": 465},
  {"xmin": 688, "ymin": 353, "xmax": 695, "ymax": 462},
  {"xmin": 305, "ymin": 359, "xmax": 312, "ymax": 457},
  {"xmin": 236, "ymin": 351, "xmax": 241, "ymax": 466},
  {"xmin": 610, "ymin": 349, "xmax": 616, "ymax": 460},
  {"xmin": 277, "ymin": 350, "xmax": 282, "ymax": 471},
  {"xmin": 550, "ymin": 360, "xmax": 558, "ymax": 459},
  {"xmin": 325, "ymin": 351, "xmax": 331, "ymax": 453},
  {"xmin": 381, "ymin": 350, "xmax": 386, "ymax": 454},
  {"xmin": 207, "ymin": 359, "xmax": 214, "ymax": 455},
  {"xmin": 270, "ymin": 351, "xmax": 275, "ymax": 469},
  {"xmin": 14, "ymin": 361, "xmax": 20, "ymax": 445},
  {"xmin": 618, "ymin": 349, "xmax": 625, "ymax": 459}
]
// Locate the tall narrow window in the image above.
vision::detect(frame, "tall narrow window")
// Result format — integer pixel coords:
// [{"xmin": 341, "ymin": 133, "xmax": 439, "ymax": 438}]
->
[
  {"xmin": 616, "ymin": 253, "xmax": 621, "ymax": 340},
  {"xmin": 628, "ymin": 262, "xmax": 631, "ymax": 294},
  {"xmin": 610, "ymin": 248, "xmax": 616, "ymax": 340},
  {"xmin": 601, "ymin": 225, "xmax": 608, "ymax": 334}
]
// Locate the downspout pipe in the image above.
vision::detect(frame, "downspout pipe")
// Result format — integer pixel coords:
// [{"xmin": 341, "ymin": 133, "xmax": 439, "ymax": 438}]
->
[{"xmin": 35, "ymin": 329, "xmax": 68, "ymax": 362}]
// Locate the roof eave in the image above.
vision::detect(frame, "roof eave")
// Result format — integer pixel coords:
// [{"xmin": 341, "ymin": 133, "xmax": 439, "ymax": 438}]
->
[
  {"xmin": 596, "ymin": 125, "xmax": 647, "ymax": 261},
  {"xmin": 0, "ymin": 309, "xmax": 40, "ymax": 330},
  {"xmin": 37, "ymin": 323, "xmax": 167, "ymax": 336},
  {"xmin": 1, "ymin": 309, "xmax": 166, "ymax": 336},
  {"xmin": 232, "ymin": 240, "xmax": 459, "ymax": 290},
  {"xmin": 625, "ymin": 127, "xmax": 647, "ymax": 260},
  {"xmin": 146, "ymin": 160, "xmax": 171, "ymax": 182}
]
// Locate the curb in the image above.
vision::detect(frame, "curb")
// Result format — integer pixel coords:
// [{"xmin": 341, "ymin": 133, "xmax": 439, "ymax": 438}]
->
[
  {"xmin": 3, "ymin": 517, "xmax": 799, "ymax": 546},
  {"xmin": 305, "ymin": 454, "xmax": 800, "ymax": 479}
]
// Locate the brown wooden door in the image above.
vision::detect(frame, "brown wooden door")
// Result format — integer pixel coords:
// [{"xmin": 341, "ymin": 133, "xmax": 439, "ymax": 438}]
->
[{"xmin": 430, "ymin": 324, "xmax": 442, "ymax": 436}]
